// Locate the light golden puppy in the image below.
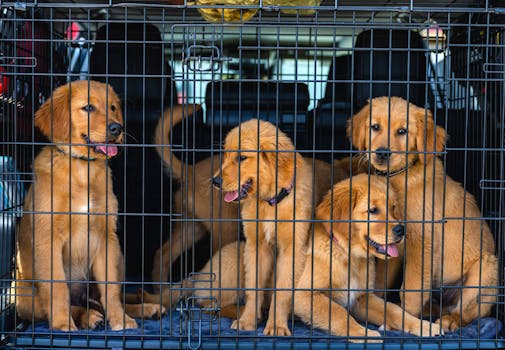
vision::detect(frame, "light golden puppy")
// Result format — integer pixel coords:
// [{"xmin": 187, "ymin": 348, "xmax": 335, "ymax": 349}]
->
[
  {"xmin": 347, "ymin": 96, "xmax": 498, "ymax": 331},
  {"xmin": 15, "ymin": 80, "xmax": 164, "ymax": 331},
  {"xmin": 212, "ymin": 119, "xmax": 313, "ymax": 336},
  {"xmin": 152, "ymin": 107, "xmax": 344, "ymax": 292},
  {"xmin": 294, "ymin": 174, "xmax": 442, "ymax": 342}
]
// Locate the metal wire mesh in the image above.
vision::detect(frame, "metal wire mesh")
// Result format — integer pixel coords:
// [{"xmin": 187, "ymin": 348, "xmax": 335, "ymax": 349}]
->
[{"xmin": 0, "ymin": 1, "xmax": 504, "ymax": 348}]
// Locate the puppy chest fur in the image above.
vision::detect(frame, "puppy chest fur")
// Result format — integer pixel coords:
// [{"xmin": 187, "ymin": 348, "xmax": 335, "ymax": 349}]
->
[
  {"xmin": 314, "ymin": 236, "xmax": 371, "ymax": 309},
  {"xmin": 28, "ymin": 151, "xmax": 117, "ymax": 277}
]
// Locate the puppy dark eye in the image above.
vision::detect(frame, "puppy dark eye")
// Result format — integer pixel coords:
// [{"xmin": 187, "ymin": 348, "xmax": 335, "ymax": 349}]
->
[
  {"xmin": 82, "ymin": 104, "xmax": 95, "ymax": 112},
  {"xmin": 111, "ymin": 105, "xmax": 116, "ymax": 112},
  {"xmin": 397, "ymin": 128, "xmax": 407, "ymax": 135},
  {"xmin": 371, "ymin": 124, "xmax": 380, "ymax": 131},
  {"xmin": 237, "ymin": 155, "xmax": 247, "ymax": 163},
  {"xmin": 368, "ymin": 207, "xmax": 378, "ymax": 214}
]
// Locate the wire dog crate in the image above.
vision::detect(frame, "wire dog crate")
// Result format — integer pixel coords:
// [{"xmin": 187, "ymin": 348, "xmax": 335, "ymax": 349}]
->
[{"xmin": 1, "ymin": 0, "xmax": 504, "ymax": 348}]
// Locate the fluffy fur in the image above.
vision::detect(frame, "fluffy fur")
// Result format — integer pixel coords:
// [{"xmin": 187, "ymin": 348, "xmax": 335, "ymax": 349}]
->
[
  {"xmin": 212, "ymin": 119, "xmax": 313, "ymax": 336},
  {"xmin": 142, "ymin": 241, "xmax": 251, "ymax": 319},
  {"xmin": 151, "ymin": 106, "xmax": 348, "ymax": 291},
  {"xmin": 15, "ymin": 80, "xmax": 164, "ymax": 331},
  {"xmin": 294, "ymin": 174, "xmax": 442, "ymax": 341},
  {"xmin": 347, "ymin": 96, "xmax": 498, "ymax": 331}
]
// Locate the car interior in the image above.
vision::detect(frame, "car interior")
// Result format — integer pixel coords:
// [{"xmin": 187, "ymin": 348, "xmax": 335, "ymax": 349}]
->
[{"xmin": 0, "ymin": 1, "xmax": 503, "ymax": 347}]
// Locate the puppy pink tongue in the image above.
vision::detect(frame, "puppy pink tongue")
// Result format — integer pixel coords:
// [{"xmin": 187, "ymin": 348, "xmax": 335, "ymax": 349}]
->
[
  {"xmin": 224, "ymin": 190, "xmax": 239, "ymax": 202},
  {"xmin": 96, "ymin": 144, "xmax": 118, "ymax": 157},
  {"xmin": 386, "ymin": 244, "xmax": 399, "ymax": 257}
]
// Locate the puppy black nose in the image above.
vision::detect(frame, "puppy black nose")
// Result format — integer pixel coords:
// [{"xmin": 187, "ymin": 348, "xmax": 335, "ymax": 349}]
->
[
  {"xmin": 212, "ymin": 176, "xmax": 222, "ymax": 188},
  {"xmin": 392, "ymin": 224, "xmax": 405, "ymax": 238},
  {"xmin": 108, "ymin": 122, "xmax": 123, "ymax": 137},
  {"xmin": 375, "ymin": 147, "xmax": 391, "ymax": 160}
]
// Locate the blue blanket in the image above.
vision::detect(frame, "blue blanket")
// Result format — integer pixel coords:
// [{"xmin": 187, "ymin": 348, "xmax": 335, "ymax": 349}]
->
[{"xmin": 19, "ymin": 308, "xmax": 503, "ymax": 348}]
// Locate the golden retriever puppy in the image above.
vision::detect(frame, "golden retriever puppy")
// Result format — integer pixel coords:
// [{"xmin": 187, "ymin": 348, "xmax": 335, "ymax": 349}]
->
[
  {"xmin": 15, "ymin": 80, "xmax": 164, "ymax": 331},
  {"xmin": 152, "ymin": 106, "xmax": 341, "ymax": 291},
  {"xmin": 212, "ymin": 119, "xmax": 313, "ymax": 336},
  {"xmin": 142, "ymin": 241, "xmax": 253, "ymax": 318},
  {"xmin": 347, "ymin": 96, "xmax": 498, "ymax": 331},
  {"xmin": 294, "ymin": 174, "xmax": 442, "ymax": 341}
]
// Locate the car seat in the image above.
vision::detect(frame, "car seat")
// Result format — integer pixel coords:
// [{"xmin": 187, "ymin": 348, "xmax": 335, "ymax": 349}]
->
[
  {"xmin": 204, "ymin": 80, "xmax": 310, "ymax": 149},
  {"xmin": 308, "ymin": 54, "xmax": 353, "ymax": 160},
  {"xmin": 353, "ymin": 29, "xmax": 433, "ymax": 110},
  {"xmin": 89, "ymin": 22, "xmax": 176, "ymax": 279}
]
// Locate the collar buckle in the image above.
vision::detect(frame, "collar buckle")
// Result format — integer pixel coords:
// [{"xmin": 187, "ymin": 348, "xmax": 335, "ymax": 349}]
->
[{"xmin": 265, "ymin": 176, "xmax": 295, "ymax": 206}]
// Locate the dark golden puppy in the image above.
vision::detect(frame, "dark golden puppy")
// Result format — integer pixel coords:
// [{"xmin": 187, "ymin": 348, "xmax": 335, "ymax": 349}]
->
[
  {"xmin": 15, "ymin": 80, "xmax": 164, "ymax": 331},
  {"xmin": 347, "ymin": 96, "xmax": 498, "ymax": 331},
  {"xmin": 294, "ymin": 174, "xmax": 442, "ymax": 341},
  {"xmin": 212, "ymin": 119, "xmax": 313, "ymax": 336}
]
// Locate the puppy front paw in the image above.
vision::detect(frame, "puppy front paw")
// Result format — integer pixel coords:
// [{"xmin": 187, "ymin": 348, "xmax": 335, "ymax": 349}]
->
[
  {"xmin": 78, "ymin": 309, "xmax": 104, "ymax": 330},
  {"xmin": 230, "ymin": 317, "xmax": 257, "ymax": 331},
  {"xmin": 365, "ymin": 330, "xmax": 383, "ymax": 343},
  {"xmin": 348, "ymin": 329, "xmax": 382, "ymax": 343},
  {"xmin": 436, "ymin": 314, "xmax": 461, "ymax": 332},
  {"xmin": 109, "ymin": 314, "xmax": 138, "ymax": 330},
  {"xmin": 263, "ymin": 320, "xmax": 291, "ymax": 336},
  {"xmin": 51, "ymin": 318, "xmax": 78, "ymax": 332},
  {"xmin": 421, "ymin": 319, "xmax": 444, "ymax": 336},
  {"xmin": 140, "ymin": 303, "xmax": 166, "ymax": 319}
]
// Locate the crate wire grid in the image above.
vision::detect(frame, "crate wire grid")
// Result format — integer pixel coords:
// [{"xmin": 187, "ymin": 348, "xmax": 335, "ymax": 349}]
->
[{"xmin": 0, "ymin": 2, "xmax": 504, "ymax": 349}]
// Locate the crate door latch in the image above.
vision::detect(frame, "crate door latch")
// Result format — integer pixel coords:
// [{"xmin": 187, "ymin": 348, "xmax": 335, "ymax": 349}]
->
[{"xmin": 184, "ymin": 45, "xmax": 231, "ymax": 72}]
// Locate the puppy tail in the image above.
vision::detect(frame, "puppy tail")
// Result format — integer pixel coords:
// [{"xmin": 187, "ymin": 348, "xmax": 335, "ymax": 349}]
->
[
  {"xmin": 154, "ymin": 104, "xmax": 202, "ymax": 181},
  {"xmin": 137, "ymin": 279, "xmax": 191, "ymax": 310}
]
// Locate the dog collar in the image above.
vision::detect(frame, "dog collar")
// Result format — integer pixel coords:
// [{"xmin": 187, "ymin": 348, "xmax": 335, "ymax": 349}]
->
[
  {"xmin": 265, "ymin": 177, "xmax": 295, "ymax": 206},
  {"xmin": 374, "ymin": 158, "xmax": 418, "ymax": 177},
  {"xmin": 55, "ymin": 146, "xmax": 97, "ymax": 161}
]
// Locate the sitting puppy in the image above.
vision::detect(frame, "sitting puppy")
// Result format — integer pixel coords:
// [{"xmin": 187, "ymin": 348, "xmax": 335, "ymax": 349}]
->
[
  {"xmin": 15, "ymin": 80, "xmax": 163, "ymax": 331},
  {"xmin": 212, "ymin": 119, "xmax": 314, "ymax": 336},
  {"xmin": 294, "ymin": 174, "xmax": 443, "ymax": 341},
  {"xmin": 151, "ymin": 105, "xmax": 349, "ymax": 291},
  {"xmin": 347, "ymin": 96, "xmax": 498, "ymax": 331}
]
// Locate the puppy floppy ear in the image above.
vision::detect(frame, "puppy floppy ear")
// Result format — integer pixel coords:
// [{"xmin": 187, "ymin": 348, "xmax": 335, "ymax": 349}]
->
[
  {"xmin": 317, "ymin": 180, "xmax": 360, "ymax": 242},
  {"xmin": 260, "ymin": 135, "xmax": 297, "ymax": 180},
  {"xmin": 35, "ymin": 84, "xmax": 70, "ymax": 142},
  {"xmin": 414, "ymin": 107, "xmax": 446, "ymax": 163},
  {"xmin": 347, "ymin": 104, "xmax": 370, "ymax": 150}
]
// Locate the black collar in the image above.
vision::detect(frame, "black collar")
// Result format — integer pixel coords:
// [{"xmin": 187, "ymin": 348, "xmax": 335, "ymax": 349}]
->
[
  {"xmin": 55, "ymin": 146, "xmax": 97, "ymax": 161},
  {"xmin": 265, "ymin": 177, "xmax": 294, "ymax": 206},
  {"xmin": 374, "ymin": 158, "xmax": 418, "ymax": 177}
]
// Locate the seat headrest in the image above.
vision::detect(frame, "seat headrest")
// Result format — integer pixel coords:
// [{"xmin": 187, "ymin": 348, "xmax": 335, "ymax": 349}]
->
[
  {"xmin": 353, "ymin": 29, "xmax": 430, "ymax": 109},
  {"xmin": 205, "ymin": 81, "xmax": 309, "ymax": 112},
  {"xmin": 355, "ymin": 29, "xmax": 426, "ymax": 49},
  {"xmin": 89, "ymin": 23, "xmax": 176, "ymax": 113},
  {"xmin": 323, "ymin": 54, "xmax": 353, "ymax": 103},
  {"xmin": 204, "ymin": 81, "xmax": 310, "ymax": 128}
]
